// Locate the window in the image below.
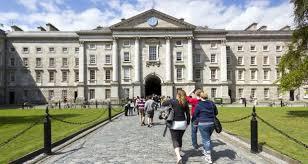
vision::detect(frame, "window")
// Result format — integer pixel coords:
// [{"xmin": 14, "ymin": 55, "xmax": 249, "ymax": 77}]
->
[
  {"xmin": 304, "ymin": 88, "xmax": 308, "ymax": 98},
  {"xmin": 211, "ymin": 88, "xmax": 217, "ymax": 98},
  {"xmin": 176, "ymin": 68, "xmax": 183, "ymax": 80},
  {"xmin": 105, "ymin": 70, "xmax": 111, "ymax": 81},
  {"xmin": 149, "ymin": 46, "xmax": 157, "ymax": 61},
  {"xmin": 263, "ymin": 45, "xmax": 268, "ymax": 51},
  {"xmin": 22, "ymin": 47, "xmax": 29, "ymax": 53},
  {"xmin": 238, "ymin": 70, "xmax": 244, "ymax": 80},
  {"xmin": 277, "ymin": 88, "xmax": 282, "ymax": 98},
  {"xmin": 251, "ymin": 56, "xmax": 256, "ymax": 65},
  {"xmin": 62, "ymin": 47, "xmax": 68, "ymax": 53},
  {"xmin": 276, "ymin": 69, "xmax": 281, "ymax": 79},
  {"xmin": 105, "ymin": 55, "xmax": 111, "ymax": 64},
  {"xmin": 264, "ymin": 70, "xmax": 269, "ymax": 80},
  {"xmin": 237, "ymin": 57, "xmax": 243, "ymax": 65},
  {"xmin": 123, "ymin": 40, "xmax": 130, "ymax": 47},
  {"xmin": 227, "ymin": 56, "xmax": 231, "ymax": 65},
  {"xmin": 176, "ymin": 52, "xmax": 182, "ymax": 61},
  {"xmin": 227, "ymin": 70, "xmax": 231, "ymax": 80},
  {"xmin": 36, "ymin": 58, "xmax": 42, "ymax": 67},
  {"xmin": 36, "ymin": 71, "xmax": 42, "ymax": 83},
  {"xmin": 175, "ymin": 40, "xmax": 182, "ymax": 46},
  {"xmin": 238, "ymin": 88, "xmax": 243, "ymax": 98},
  {"xmin": 123, "ymin": 52, "xmax": 130, "ymax": 62},
  {"xmin": 124, "ymin": 68, "xmax": 130, "ymax": 79},
  {"xmin": 251, "ymin": 70, "xmax": 257, "ymax": 80},
  {"xmin": 210, "ymin": 43, "xmax": 217, "ymax": 49},
  {"xmin": 263, "ymin": 56, "xmax": 269, "ymax": 65},
  {"xmin": 75, "ymin": 71, "xmax": 79, "ymax": 82},
  {"xmin": 90, "ymin": 55, "xmax": 96, "ymax": 65},
  {"xmin": 211, "ymin": 69, "xmax": 216, "ymax": 79},
  {"xmin": 105, "ymin": 43, "xmax": 111, "ymax": 49},
  {"xmin": 276, "ymin": 56, "xmax": 281, "ymax": 65},
  {"xmin": 49, "ymin": 47, "xmax": 55, "ymax": 53},
  {"xmin": 194, "ymin": 54, "xmax": 201, "ymax": 63},
  {"xmin": 237, "ymin": 46, "xmax": 243, "ymax": 51},
  {"xmin": 23, "ymin": 58, "xmax": 28, "ymax": 67},
  {"xmin": 75, "ymin": 58, "xmax": 79, "ymax": 67},
  {"xmin": 49, "ymin": 71, "xmax": 55, "ymax": 82},
  {"xmin": 62, "ymin": 90, "xmax": 67, "ymax": 99},
  {"xmin": 89, "ymin": 89, "xmax": 95, "ymax": 99},
  {"xmin": 124, "ymin": 88, "xmax": 130, "ymax": 99},
  {"xmin": 48, "ymin": 90, "xmax": 54, "ymax": 100},
  {"xmin": 10, "ymin": 58, "xmax": 15, "ymax": 66},
  {"xmin": 62, "ymin": 71, "xmax": 68, "ymax": 82},
  {"xmin": 9, "ymin": 71, "xmax": 15, "ymax": 82},
  {"xmin": 195, "ymin": 69, "xmax": 201, "ymax": 80},
  {"xmin": 89, "ymin": 44, "xmax": 96, "ymax": 49},
  {"xmin": 90, "ymin": 70, "xmax": 96, "ymax": 82},
  {"xmin": 49, "ymin": 58, "xmax": 55, "ymax": 67},
  {"xmin": 105, "ymin": 89, "xmax": 111, "ymax": 99},
  {"xmin": 62, "ymin": 58, "xmax": 68, "ymax": 67},
  {"xmin": 10, "ymin": 47, "xmax": 15, "ymax": 52},
  {"xmin": 276, "ymin": 45, "xmax": 282, "ymax": 51},
  {"xmin": 210, "ymin": 54, "xmax": 216, "ymax": 63},
  {"xmin": 264, "ymin": 88, "xmax": 269, "ymax": 99},
  {"xmin": 251, "ymin": 88, "xmax": 256, "ymax": 98},
  {"xmin": 75, "ymin": 47, "xmax": 79, "ymax": 54},
  {"xmin": 250, "ymin": 45, "xmax": 256, "ymax": 51}
]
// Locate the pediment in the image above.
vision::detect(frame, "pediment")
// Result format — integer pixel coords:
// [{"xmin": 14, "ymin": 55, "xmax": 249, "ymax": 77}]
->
[{"xmin": 110, "ymin": 9, "xmax": 196, "ymax": 30}]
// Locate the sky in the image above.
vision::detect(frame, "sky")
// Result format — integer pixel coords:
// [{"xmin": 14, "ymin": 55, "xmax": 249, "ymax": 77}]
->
[{"xmin": 0, "ymin": 0, "xmax": 294, "ymax": 31}]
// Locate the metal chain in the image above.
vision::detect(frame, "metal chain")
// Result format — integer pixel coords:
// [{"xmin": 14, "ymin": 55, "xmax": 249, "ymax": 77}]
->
[
  {"xmin": 220, "ymin": 115, "xmax": 251, "ymax": 123},
  {"xmin": 256, "ymin": 115, "xmax": 308, "ymax": 149},
  {"xmin": 50, "ymin": 109, "xmax": 108, "ymax": 125},
  {"xmin": 112, "ymin": 108, "xmax": 124, "ymax": 113},
  {"xmin": 0, "ymin": 118, "xmax": 42, "ymax": 148}
]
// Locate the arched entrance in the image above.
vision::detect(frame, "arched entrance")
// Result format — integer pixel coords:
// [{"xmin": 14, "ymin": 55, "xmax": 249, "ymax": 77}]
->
[{"xmin": 145, "ymin": 75, "xmax": 161, "ymax": 96}]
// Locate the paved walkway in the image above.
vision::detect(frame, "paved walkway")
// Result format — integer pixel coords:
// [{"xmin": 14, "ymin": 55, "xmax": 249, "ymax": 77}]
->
[{"xmin": 37, "ymin": 110, "xmax": 270, "ymax": 164}]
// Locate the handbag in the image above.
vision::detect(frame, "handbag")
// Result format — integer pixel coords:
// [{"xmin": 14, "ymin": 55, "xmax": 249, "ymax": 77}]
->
[
  {"xmin": 211, "ymin": 102, "xmax": 222, "ymax": 133},
  {"xmin": 170, "ymin": 121, "xmax": 187, "ymax": 130}
]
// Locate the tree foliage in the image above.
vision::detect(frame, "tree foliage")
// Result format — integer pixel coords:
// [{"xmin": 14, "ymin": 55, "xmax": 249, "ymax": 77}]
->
[{"xmin": 277, "ymin": 0, "xmax": 308, "ymax": 92}]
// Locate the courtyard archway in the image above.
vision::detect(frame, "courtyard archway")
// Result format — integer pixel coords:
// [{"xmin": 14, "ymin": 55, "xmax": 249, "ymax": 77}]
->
[{"xmin": 145, "ymin": 74, "xmax": 161, "ymax": 96}]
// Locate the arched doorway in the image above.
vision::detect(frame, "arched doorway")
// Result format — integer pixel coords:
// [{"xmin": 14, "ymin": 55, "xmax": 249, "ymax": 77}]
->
[{"xmin": 145, "ymin": 75, "xmax": 161, "ymax": 96}]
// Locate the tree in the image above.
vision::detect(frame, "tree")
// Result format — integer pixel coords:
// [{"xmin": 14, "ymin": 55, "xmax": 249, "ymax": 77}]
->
[{"xmin": 277, "ymin": 0, "xmax": 308, "ymax": 92}]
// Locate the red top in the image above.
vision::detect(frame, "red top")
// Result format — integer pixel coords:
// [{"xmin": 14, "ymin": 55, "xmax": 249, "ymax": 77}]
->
[{"xmin": 186, "ymin": 96, "xmax": 200, "ymax": 116}]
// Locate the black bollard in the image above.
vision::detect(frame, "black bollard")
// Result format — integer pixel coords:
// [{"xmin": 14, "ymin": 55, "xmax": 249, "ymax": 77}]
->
[
  {"xmin": 95, "ymin": 100, "xmax": 98, "ymax": 109},
  {"xmin": 44, "ymin": 105, "xmax": 52, "ymax": 155},
  {"xmin": 251, "ymin": 106, "xmax": 258, "ymax": 153},
  {"xmin": 280, "ymin": 100, "xmax": 283, "ymax": 107},
  {"xmin": 58, "ymin": 100, "xmax": 61, "ymax": 109},
  {"xmin": 108, "ymin": 101, "xmax": 112, "ymax": 121}
]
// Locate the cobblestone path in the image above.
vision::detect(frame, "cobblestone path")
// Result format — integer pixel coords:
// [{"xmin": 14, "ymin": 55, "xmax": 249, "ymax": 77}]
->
[{"xmin": 38, "ymin": 111, "xmax": 270, "ymax": 164}]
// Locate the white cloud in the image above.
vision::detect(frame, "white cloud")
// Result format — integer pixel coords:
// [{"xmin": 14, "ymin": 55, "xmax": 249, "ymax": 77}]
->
[{"xmin": 1, "ymin": 0, "xmax": 294, "ymax": 31}]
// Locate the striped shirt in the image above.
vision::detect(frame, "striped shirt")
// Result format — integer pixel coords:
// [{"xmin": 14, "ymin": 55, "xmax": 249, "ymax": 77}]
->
[{"xmin": 137, "ymin": 99, "xmax": 145, "ymax": 110}]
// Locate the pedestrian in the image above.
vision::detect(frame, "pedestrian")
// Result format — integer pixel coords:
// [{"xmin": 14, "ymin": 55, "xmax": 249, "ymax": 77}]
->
[
  {"xmin": 162, "ymin": 90, "xmax": 190, "ymax": 164},
  {"xmin": 137, "ymin": 97, "xmax": 146, "ymax": 126},
  {"xmin": 128, "ymin": 99, "xmax": 134, "ymax": 116},
  {"xmin": 135, "ymin": 96, "xmax": 140, "ymax": 115},
  {"xmin": 144, "ymin": 96, "xmax": 155, "ymax": 127},
  {"xmin": 193, "ymin": 92, "xmax": 218, "ymax": 163},
  {"xmin": 186, "ymin": 88, "xmax": 203, "ymax": 149}
]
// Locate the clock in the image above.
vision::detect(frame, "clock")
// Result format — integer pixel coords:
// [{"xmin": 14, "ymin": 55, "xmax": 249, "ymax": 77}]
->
[{"xmin": 147, "ymin": 17, "xmax": 158, "ymax": 27}]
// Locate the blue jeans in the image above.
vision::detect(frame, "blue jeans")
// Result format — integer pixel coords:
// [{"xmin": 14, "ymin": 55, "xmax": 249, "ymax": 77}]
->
[
  {"xmin": 191, "ymin": 121, "xmax": 198, "ymax": 147},
  {"xmin": 198, "ymin": 124, "xmax": 214, "ymax": 152}
]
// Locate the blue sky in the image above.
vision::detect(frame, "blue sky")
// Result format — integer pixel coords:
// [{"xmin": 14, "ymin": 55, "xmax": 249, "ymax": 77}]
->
[{"xmin": 0, "ymin": 0, "xmax": 293, "ymax": 31}]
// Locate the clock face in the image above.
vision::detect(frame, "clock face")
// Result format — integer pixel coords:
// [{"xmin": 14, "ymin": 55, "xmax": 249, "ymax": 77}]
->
[{"xmin": 147, "ymin": 17, "xmax": 158, "ymax": 27}]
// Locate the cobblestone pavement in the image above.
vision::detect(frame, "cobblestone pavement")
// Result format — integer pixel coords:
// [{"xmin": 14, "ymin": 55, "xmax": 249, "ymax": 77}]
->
[{"xmin": 38, "ymin": 110, "xmax": 270, "ymax": 164}]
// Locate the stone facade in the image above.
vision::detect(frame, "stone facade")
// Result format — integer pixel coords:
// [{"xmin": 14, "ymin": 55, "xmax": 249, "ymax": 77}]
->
[{"xmin": 0, "ymin": 9, "xmax": 307, "ymax": 104}]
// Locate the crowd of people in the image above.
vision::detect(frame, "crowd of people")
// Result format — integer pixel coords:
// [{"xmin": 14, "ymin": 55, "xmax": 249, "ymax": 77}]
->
[{"xmin": 125, "ymin": 89, "xmax": 218, "ymax": 164}]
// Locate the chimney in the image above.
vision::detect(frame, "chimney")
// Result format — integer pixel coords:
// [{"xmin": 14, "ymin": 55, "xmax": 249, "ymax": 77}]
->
[
  {"xmin": 244, "ymin": 23, "xmax": 258, "ymax": 31},
  {"xmin": 257, "ymin": 26, "xmax": 267, "ymax": 31},
  {"xmin": 46, "ymin": 23, "xmax": 59, "ymax": 31},
  {"xmin": 279, "ymin": 25, "xmax": 291, "ymax": 31},
  {"xmin": 37, "ymin": 26, "xmax": 46, "ymax": 31},
  {"xmin": 121, "ymin": 18, "xmax": 126, "ymax": 21},
  {"xmin": 11, "ymin": 25, "xmax": 23, "ymax": 31},
  {"xmin": 179, "ymin": 18, "xmax": 184, "ymax": 21}
]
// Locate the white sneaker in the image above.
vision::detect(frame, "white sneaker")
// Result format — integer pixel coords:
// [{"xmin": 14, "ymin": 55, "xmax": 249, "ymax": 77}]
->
[{"xmin": 203, "ymin": 151, "xmax": 212, "ymax": 163}]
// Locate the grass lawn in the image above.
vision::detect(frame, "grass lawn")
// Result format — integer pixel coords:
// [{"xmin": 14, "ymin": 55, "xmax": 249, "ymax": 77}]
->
[
  {"xmin": 0, "ymin": 108, "xmax": 123, "ymax": 163},
  {"xmin": 218, "ymin": 107, "xmax": 308, "ymax": 163}
]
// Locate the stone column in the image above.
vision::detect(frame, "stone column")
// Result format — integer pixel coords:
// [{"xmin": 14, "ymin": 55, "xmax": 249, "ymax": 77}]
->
[
  {"xmin": 187, "ymin": 38, "xmax": 193, "ymax": 81},
  {"xmin": 111, "ymin": 38, "xmax": 119, "ymax": 103},
  {"xmin": 77, "ymin": 41, "xmax": 86, "ymax": 100},
  {"xmin": 134, "ymin": 37, "xmax": 141, "ymax": 97},
  {"xmin": 165, "ymin": 37, "xmax": 172, "ymax": 82},
  {"xmin": 220, "ymin": 40, "xmax": 227, "ymax": 82}
]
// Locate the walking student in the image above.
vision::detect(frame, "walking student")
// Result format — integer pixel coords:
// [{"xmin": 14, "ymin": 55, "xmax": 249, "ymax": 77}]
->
[
  {"xmin": 162, "ymin": 90, "xmax": 190, "ymax": 164},
  {"xmin": 193, "ymin": 92, "xmax": 218, "ymax": 163},
  {"xmin": 186, "ymin": 89, "xmax": 203, "ymax": 149},
  {"xmin": 137, "ymin": 97, "xmax": 146, "ymax": 126},
  {"xmin": 144, "ymin": 96, "xmax": 155, "ymax": 127}
]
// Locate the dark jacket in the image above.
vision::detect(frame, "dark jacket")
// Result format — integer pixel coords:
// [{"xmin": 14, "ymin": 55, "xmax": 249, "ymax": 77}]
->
[
  {"xmin": 193, "ymin": 100, "xmax": 218, "ymax": 123},
  {"xmin": 162, "ymin": 99, "xmax": 190, "ymax": 125}
]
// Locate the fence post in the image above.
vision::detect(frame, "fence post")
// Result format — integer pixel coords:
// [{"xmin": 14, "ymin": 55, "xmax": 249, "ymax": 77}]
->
[
  {"xmin": 251, "ymin": 105, "xmax": 258, "ymax": 153},
  {"xmin": 44, "ymin": 105, "xmax": 52, "ymax": 155},
  {"xmin": 280, "ymin": 100, "xmax": 283, "ymax": 107},
  {"xmin": 58, "ymin": 100, "xmax": 61, "ymax": 109},
  {"xmin": 108, "ymin": 101, "xmax": 112, "ymax": 121},
  {"xmin": 95, "ymin": 100, "xmax": 98, "ymax": 109}
]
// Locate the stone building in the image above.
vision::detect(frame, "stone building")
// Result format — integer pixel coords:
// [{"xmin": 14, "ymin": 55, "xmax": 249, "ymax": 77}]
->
[{"xmin": 0, "ymin": 9, "xmax": 307, "ymax": 104}]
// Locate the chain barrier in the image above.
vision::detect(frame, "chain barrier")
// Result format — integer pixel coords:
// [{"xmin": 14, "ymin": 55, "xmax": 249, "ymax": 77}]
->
[
  {"xmin": 256, "ymin": 115, "xmax": 308, "ymax": 149},
  {"xmin": 0, "ymin": 118, "xmax": 42, "ymax": 148},
  {"xmin": 50, "ymin": 109, "xmax": 108, "ymax": 125},
  {"xmin": 112, "ymin": 108, "xmax": 124, "ymax": 113},
  {"xmin": 220, "ymin": 114, "xmax": 251, "ymax": 123}
]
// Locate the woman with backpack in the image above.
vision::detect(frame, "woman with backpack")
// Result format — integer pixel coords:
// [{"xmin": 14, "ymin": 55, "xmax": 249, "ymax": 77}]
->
[
  {"xmin": 162, "ymin": 90, "xmax": 190, "ymax": 164},
  {"xmin": 193, "ymin": 92, "xmax": 218, "ymax": 164}
]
